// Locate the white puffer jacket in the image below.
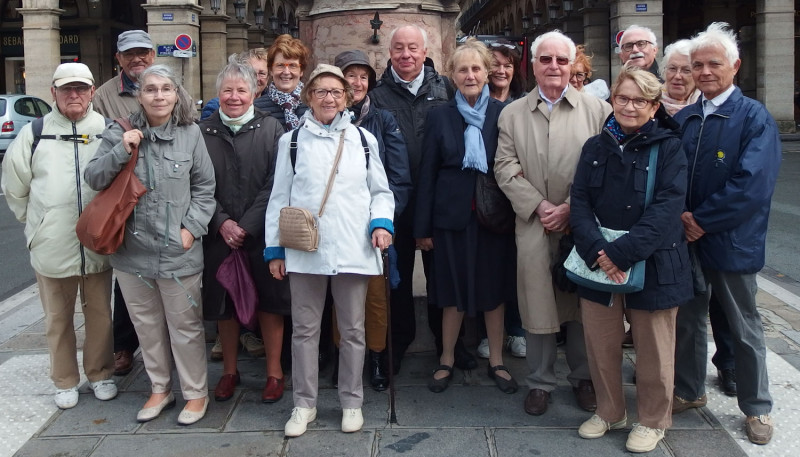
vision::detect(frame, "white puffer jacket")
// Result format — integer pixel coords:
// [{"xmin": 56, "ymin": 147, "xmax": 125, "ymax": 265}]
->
[{"xmin": 1, "ymin": 105, "xmax": 110, "ymax": 278}]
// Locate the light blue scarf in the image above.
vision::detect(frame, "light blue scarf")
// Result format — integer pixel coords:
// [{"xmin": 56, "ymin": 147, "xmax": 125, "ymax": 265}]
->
[{"xmin": 456, "ymin": 84, "xmax": 489, "ymax": 173}]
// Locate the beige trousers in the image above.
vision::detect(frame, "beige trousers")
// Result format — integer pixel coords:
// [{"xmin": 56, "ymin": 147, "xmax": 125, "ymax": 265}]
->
[
  {"xmin": 581, "ymin": 295, "xmax": 677, "ymax": 429},
  {"xmin": 36, "ymin": 270, "xmax": 114, "ymax": 389},
  {"xmin": 115, "ymin": 270, "xmax": 207, "ymax": 400}
]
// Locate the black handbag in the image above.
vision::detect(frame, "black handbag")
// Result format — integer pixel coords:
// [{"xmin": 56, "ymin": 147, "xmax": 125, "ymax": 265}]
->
[{"xmin": 475, "ymin": 171, "xmax": 515, "ymax": 234}]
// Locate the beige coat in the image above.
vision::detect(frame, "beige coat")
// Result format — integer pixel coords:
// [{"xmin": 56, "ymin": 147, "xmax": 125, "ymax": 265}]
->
[{"xmin": 494, "ymin": 87, "xmax": 612, "ymax": 334}]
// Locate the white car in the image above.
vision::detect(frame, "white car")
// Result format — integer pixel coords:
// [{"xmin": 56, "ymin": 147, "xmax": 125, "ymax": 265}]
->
[{"xmin": 0, "ymin": 94, "xmax": 52, "ymax": 157}]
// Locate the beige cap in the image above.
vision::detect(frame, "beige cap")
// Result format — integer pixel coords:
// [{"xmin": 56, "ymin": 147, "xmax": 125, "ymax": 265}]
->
[{"xmin": 52, "ymin": 62, "xmax": 94, "ymax": 88}]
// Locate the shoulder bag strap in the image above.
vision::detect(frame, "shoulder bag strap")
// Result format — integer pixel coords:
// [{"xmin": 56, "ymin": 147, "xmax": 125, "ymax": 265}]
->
[
  {"xmin": 644, "ymin": 143, "xmax": 659, "ymax": 209},
  {"xmin": 114, "ymin": 117, "xmax": 140, "ymax": 170},
  {"xmin": 318, "ymin": 129, "xmax": 347, "ymax": 217},
  {"xmin": 356, "ymin": 127, "xmax": 369, "ymax": 169}
]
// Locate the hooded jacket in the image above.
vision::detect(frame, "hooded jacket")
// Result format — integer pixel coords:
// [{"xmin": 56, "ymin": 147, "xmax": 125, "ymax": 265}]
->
[{"xmin": 2, "ymin": 104, "xmax": 110, "ymax": 278}]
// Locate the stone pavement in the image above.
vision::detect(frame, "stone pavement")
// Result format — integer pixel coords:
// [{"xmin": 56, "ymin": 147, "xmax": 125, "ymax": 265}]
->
[{"xmin": 2, "ymin": 276, "xmax": 800, "ymax": 457}]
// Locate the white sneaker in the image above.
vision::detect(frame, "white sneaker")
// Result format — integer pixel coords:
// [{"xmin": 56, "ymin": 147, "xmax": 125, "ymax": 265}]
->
[
  {"xmin": 285, "ymin": 406, "xmax": 316, "ymax": 437},
  {"xmin": 89, "ymin": 379, "xmax": 118, "ymax": 401},
  {"xmin": 505, "ymin": 335, "xmax": 526, "ymax": 358},
  {"xmin": 477, "ymin": 338, "xmax": 490, "ymax": 359},
  {"xmin": 54, "ymin": 386, "xmax": 79, "ymax": 409},
  {"xmin": 626, "ymin": 423, "xmax": 665, "ymax": 453},
  {"xmin": 578, "ymin": 413, "xmax": 627, "ymax": 439},
  {"xmin": 341, "ymin": 408, "xmax": 364, "ymax": 433}
]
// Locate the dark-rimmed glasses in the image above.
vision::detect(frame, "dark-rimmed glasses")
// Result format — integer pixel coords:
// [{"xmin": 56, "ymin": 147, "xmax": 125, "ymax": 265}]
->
[
  {"xmin": 311, "ymin": 88, "xmax": 345, "ymax": 99},
  {"xmin": 571, "ymin": 72, "xmax": 587, "ymax": 81},
  {"xmin": 620, "ymin": 40, "xmax": 653, "ymax": 52},
  {"xmin": 537, "ymin": 55, "xmax": 570, "ymax": 66},
  {"xmin": 612, "ymin": 95, "xmax": 652, "ymax": 109},
  {"xmin": 141, "ymin": 86, "xmax": 177, "ymax": 97},
  {"xmin": 120, "ymin": 49, "xmax": 152, "ymax": 60},
  {"xmin": 55, "ymin": 85, "xmax": 91, "ymax": 95}
]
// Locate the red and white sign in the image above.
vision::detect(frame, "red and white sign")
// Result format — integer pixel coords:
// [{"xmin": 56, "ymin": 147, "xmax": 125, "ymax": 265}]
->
[{"xmin": 175, "ymin": 34, "xmax": 192, "ymax": 51}]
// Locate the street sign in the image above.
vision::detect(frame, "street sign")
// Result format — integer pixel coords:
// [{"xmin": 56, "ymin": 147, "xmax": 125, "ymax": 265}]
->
[
  {"xmin": 173, "ymin": 50, "xmax": 192, "ymax": 58},
  {"xmin": 157, "ymin": 43, "xmax": 197, "ymax": 57},
  {"xmin": 175, "ymin": 34, "xmax": 192, "ymax": 51}
]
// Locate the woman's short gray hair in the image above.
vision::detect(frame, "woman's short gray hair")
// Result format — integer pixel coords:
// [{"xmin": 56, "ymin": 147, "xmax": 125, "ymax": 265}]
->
[
  {"xmin": 215, "ymin": 53, "xmax": 258, "ymax": 96},
  {"xmin": 132, "ymin": 64, "xmax": 195, "ymax": 127},
  {"xmin": 660, "ymin": 39, "xmax": 692, "ymax": 79},
  {"xmin": 612, "ymin": 63, "xmax": 663, "ymax": 102},
  {"xmin": 530, "ymin": 31, "xmax": 576, "ymax": 63},
  {"xmin": 690, "ymin": 22, "xmax": 739, "ymax": 66}
]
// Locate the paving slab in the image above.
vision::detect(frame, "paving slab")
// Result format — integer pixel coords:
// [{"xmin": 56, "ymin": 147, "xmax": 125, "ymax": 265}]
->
[
  {"xmin": 666, "ymin": 430, "xmax": 748, "ymax": 457},
  {"xmin": 13, "ymin": 436, "xmax": 99, "ymax": 457},
  {"xmin": 495, "ymin": 428, "xmax": 671, "ymax": 456},
  {"xmin": 40, "ymin": 392, "xmax": 142, "ymax": 436},
  {"xmin": 378, "ymin": 428, "xmax": 488, "ymax": 457},
  {"xmin": 90, "ymin": 432, "xmax": 284, "ymax": 457},
  {"xmin": 285, "ymin": 430, "xmax": 374, "ymax": 457}
]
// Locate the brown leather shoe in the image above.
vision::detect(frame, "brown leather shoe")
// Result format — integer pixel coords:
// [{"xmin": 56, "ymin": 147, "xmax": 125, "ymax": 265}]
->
[
  {"xmin": 214, "ymin": 372, "xmax": 240, "ymax": 401},
  {"xmin": 262, "ymin": 376, "xmax": 285, "ymax": 403},
  {"xmin": 574, "ymin": 380, "xmax": 597, "ymax": 412},
  {"xmin": 113, "ymin": 350, "xmax": 133, "ymax": 376},
  {"xmin": 672, "ymin": 393, "xmax": 707, "ymax": 414},
  {"xmin": 524, "ymin": 388, "xmax": 550, "ymax": 416},
  {"xmin": 745, "ymin": 414, "xmax": 773, "ymax": 445}
]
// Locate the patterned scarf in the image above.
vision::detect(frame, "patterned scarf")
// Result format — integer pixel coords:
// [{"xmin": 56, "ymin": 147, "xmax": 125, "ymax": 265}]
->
[
  {"xmin": 606, "ymin": 115, "xmax": 655, "ymax": 143},
  {"xmin": 267, "ymin": 81, "xmax": 304, "ymax": 130},
  {"xmin": 350, "ymin": 96, "xmax": 371, "ymax": 127}
]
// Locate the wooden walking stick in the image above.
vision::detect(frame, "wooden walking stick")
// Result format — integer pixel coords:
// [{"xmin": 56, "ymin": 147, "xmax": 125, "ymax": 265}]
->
[{"xmin": 382, "ymin": 249, "xmax": 398, "ymax": 424}]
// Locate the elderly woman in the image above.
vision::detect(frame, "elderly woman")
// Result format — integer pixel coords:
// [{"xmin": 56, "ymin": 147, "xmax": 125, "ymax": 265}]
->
[
  {"xmin": 570, "ymin": 65, "xmax": 692, "ymax": 453},
  {"xmin": 200, "ymin": 55, "xmax": 290, "ymax": 404},
  {"xmin": 333, "ymin": 49, "xmax": 412, "ymax": 391},
  {"xmin": 201, "ymin": 48, "xmax": 270, "ymax": 120},
  {"xmin": 85, "ymin": 65, "xmax": 216, "ymax": 425},
  {"xmin": 255, "ymin": 34, "xmax": 310, "ymax": 131},
  {"xmin": 660, "ymin": 39, "xmax": 701, "ymax": 116},
  {"xmin": 264, "ymin": 64, "xmax": 394, "ymax": 437},
  {"xmin": 414, "ymin": 38, "xmax": 517, "ymax": 394},
  {"xmin": 488, "ymin": 40, "xmax": 527, "ymax": 103}
]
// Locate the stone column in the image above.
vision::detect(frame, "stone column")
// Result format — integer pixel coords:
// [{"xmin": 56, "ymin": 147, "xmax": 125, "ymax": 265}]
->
[
  {"xmin": 200, "ymin": 11, "xmax": 229, "ymax": 106},
  {"xmin": 581, "ymin": 3, "xmax": 611, "ymax": 85},
  {"xmin": 608, "ymin": 0, "xmax": 663, "ymax": 82},
  {"xmin": 756, "ymin": 0, "xmax": 795, "ymax": 133},
  {"xmin": 247, "ymin": 27, "xmax": 266, "ymax": 49},
  {"xmin": 226, "ymin": 22, "xmax": 250, "ymax": 57},
  {"xmin": 142, "ymin": 1, "xmax": 204, "ymax": 104},
  {"xmin": 18, "ymin": 0, "xmax": 63, "ymax": 100}
]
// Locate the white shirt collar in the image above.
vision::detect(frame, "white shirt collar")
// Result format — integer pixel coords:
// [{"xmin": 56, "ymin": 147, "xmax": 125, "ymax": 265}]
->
[
  {"xmin": 702, "ymin": 85, "xmax": 736, "ymax": 117},
  {"xmin": 537, "ymin": 85, "xmax": 569, "ymax": 112},
  {"xmin": 391, "ymin": 66, "xmax": 425, "ymax": 96}
]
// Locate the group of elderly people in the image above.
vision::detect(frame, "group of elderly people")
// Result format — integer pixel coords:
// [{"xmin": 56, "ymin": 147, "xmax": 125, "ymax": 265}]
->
[{"xmin": 3, "ymin": 19, "xmax": 779, "ymax": 452}]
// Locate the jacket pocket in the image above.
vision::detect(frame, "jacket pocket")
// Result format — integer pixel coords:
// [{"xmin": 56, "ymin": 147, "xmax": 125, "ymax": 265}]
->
[
  {"xmin": 652, "ymin": 246, "xmax": 686, "ymax": 285},
  {"xmin": 586, "ymin": 155, "xmax": 607, "ymax": 188},
  {"xmin": 633, "ymin": 158, "xmax": 649, "ymax": 193},
  {"xmin": 163, "ymin": 151, "xmax": 192, "ymax": 180}
]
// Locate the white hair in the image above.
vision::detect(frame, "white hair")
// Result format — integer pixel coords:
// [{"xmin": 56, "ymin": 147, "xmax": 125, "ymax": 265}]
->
[
  {"xmin": 660, "ymin": 39, "xmax": 692, "ymax": 79},
  {"xmin": 690, "ymin": 22, "xmax": 739, "ymax": 66},
  {"xmin": 389, "ymin": 25, "xmax": 428, "ymax": 50},
  {"xmin": 530, "ymin": 30, "xmax": 576, "ymax": 63},
  {"xmin": 620, "ymin": 24, "xmax": 658, "ymax": 47}
]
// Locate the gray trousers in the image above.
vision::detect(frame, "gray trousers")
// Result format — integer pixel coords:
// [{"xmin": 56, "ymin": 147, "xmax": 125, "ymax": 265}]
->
[
  {"xmin": 525, "ymin": 320, "xmax": 591, "ymax": 390},
  {"xmin": 289, "ymin": 273, "xmax": 369, "ymax": 409},
  {"xmin": 674, "ymin": 269, "xmax": 772, "ymax": 416}
]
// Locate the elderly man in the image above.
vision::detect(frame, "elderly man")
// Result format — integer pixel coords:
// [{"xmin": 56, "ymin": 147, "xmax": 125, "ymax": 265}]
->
[
  {"xmin": 2, "ymin": 63, "xmax": 117, "ymax": 409},
  {"xmin": 618, "ymin": 25, "xmax": 660, "ymax": 78},
  {"xmin": 495, "ymin": 31, "xmax": 612, "ymax": 416},
  {"xmin": 93, "ymin": 29, "xmax": 155, "ymax": 375},
  {"xmin": 672, "ymin": 22, "xmax": 780, "ymax": 446},
  {"xmin": 369, "ymin": 25, "xmax": 474, "ymax": 374}
]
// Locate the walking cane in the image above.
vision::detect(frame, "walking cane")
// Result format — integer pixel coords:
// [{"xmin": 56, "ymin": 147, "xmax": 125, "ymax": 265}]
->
[{"xmin": 382, "ymin": 249, "xmax": 398, "ymax": 424}]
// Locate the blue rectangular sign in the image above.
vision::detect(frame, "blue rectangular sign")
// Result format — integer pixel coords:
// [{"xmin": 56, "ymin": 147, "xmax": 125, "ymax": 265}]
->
[
  {"xmin": 635, "ymin": 3, "xmax": 647, "ymax": 12},
  {"xmin": 157, "ymin": 44, "xmax": 176, "ymax": 57},
  {"xmin": 162, "ymin": 13, "xmax": 174, "ymax": 21}
]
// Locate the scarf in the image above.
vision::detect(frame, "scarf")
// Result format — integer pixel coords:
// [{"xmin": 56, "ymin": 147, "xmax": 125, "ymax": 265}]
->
[
  {"xmin": 456, "ymin": 84, "xmax": 489, "ymax": 173},
  {"xmin": 660, "ymin": 87, "xmax": 701, "ymax": 116},
  {"xmin": 267, "ymin": 81, "xmax": 304, "ymax": 130},
  {"xmin": 350, "ymin": 96, "xmax": 371, "ymax": 127},
  {"xmin": 219, "ymin": 105, "xmax": 255, "ymax": 134},
  {"xmin": 606, "ymin": 115, "xmax": 655, "ymax": 143}
]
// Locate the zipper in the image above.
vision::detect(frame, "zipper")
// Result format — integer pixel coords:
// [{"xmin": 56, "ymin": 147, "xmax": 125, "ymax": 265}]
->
[{"xmin": 72, "ymin": 121, "xmax": 86, "ymax": 276}]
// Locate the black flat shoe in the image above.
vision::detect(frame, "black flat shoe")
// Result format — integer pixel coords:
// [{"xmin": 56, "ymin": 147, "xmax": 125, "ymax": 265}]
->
[
  {"xmin": 369, "ymin": 350, "xmax": 388, "ymax": 392},
  {"xmin": 488, "ymin": 365, "xmax": 518, "ymax": 394},
  {"xmin": 428, "ymin": 365, "xmax": 453, "ymax": 393}
]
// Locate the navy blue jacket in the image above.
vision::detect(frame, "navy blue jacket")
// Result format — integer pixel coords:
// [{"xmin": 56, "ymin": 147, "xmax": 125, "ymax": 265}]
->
[
  {"xmin": 200, "ymin": 94, "xmax": 308, "ymax": 131},
  {"xmin": 570, "ymin": 117, "xmax": 692, "ymax": 310},
  {"xmin": 355, "ymin": 99, "xmax": 412, "ymax": 216},
  {"xmin": 413, "ymin": 98, "xmax": 504, "ymax": 237},
  {"xmin": 673, "ymin": 87, "xmax": 781, "ymax": 274}
]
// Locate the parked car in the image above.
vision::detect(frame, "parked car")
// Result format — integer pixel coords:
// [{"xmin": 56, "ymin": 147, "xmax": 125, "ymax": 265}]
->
[{"xmin": 0, "ymin": 94, "xmax": 52, "ymax": 157}]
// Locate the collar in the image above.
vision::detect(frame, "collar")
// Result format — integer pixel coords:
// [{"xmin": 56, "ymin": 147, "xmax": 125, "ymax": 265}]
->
[
  {"xmin": 537, "ymin": 85, "xmax": 569, "ymax": 111},
  {"xmin": 702, "ymin": 84, "xmax": 736, "ymax": 108},
  {"xmin": 119, "ymin": 72, "xmax": 138, "ymax": 96},
  {"xmin": 390, "ymin": 66, "xmax": 425, "ymax": 96}
]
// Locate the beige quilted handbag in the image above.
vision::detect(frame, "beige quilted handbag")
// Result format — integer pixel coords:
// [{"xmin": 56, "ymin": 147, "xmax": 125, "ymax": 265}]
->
[{"xmin": 278, "ymin": 130, "xmax": 346, "ymax": 252}]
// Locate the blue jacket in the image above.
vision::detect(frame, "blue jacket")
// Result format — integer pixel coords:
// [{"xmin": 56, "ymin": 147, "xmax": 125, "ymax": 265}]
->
[
  {"xmin": 570, "ymin": 116, "xmax": 692, "ymax": 310},
  {"xmin": 354, "ymin": 98, "xmax": 412, "ymax": 216},
  {"xmin": 673, "ymin": 87, "xmax": 781, "ymax": 274}
]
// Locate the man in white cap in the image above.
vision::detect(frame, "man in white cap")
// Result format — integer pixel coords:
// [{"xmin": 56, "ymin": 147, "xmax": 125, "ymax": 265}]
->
[
  {"xmin": 94, "ymin": 29, "xmax": 155, "ymax": 119},
  {"xmin": 93, "ymin": 29, "xmax": 155, "ymax": 375},
  {"xmin": 2, "ymin": 63, "xmax": 117, "ymax": 410}
]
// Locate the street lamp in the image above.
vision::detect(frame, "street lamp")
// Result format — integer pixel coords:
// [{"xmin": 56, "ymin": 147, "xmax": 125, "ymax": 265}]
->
[
  {"xmin": 254, "ymin": 6, "xmax": 264, "ymax": 29},
  {"xmin": 563, "ymin": 1, "xmax": 574, "ymax": 14},
  {"xmin": 88, "ymin": 0, "xmax": 101, "ymax": 8},
  {"xmin": 532, "ymin": 10, "xmax": 543, "ymax": 28},
  {"xmin": 269, "ymin": 16, "xmax": 280, "ymax": 34},
  {"xmin": 281, "ymin": 22, "xmax": 290, "ymax": 35},
  {"xmin": 208, "ymin": 0, "xmax": 221, "ymax": 14},
  {"xmin": 370, "ymin": 12, "xmax": 383, "ymax": 44},
  {"xmin": 233, "ymin": 0, "xmax": 246, "ymax": 22},
  {"xmin": 291, "ymin": 25, "xmax": 300, "ymax": 39},
  {"xmin": 503, "ymin": 24, "xmax": 512, "ymax": 38},
  {"xmin": 548, "ymin": 2, "xmax": 560, "ymax": 22},
  {"xmin": 521, "ymin": 16, "xmax": 530, "ymax": 32}
]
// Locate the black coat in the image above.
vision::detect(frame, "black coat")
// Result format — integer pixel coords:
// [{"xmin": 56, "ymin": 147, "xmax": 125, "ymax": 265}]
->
[
  {"xmin": 413, "ymin": 98, "xmax": 504, "ymax": 237},
  {"xmin": 570, "ymin": 116, "xmax": 692, "ymax": 310},
  {"xmin": 199, "ymin": 110, "xmax": 290, "ymax": 319}
]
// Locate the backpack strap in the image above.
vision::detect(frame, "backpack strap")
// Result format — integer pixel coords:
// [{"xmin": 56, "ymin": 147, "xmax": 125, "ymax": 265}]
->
[
  {"xmin": 30, "ymin": 117, "xmax": 56, "ymax": 156},
  {"xmin": 289, "ymin": 128, "xmax": 300, "ymax": 174},
  {"xmin": 356, "ymin": 127, "xmax": 370, "ymax": 169}
]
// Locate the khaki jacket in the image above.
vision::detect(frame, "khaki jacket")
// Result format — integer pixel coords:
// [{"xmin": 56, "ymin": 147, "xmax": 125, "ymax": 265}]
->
[
  {"xmin": 93, "ymin": 74, "xmax": 140, "ymax": 119},
  {"xmin": 494, "ymin": 87, "xmax": 611, "ymax": 333}
]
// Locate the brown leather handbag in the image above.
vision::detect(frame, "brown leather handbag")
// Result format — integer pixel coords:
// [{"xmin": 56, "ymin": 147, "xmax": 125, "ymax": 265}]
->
[{"xmin": 76, "ymin": 118, "xmax": 146, "ymax": 255}]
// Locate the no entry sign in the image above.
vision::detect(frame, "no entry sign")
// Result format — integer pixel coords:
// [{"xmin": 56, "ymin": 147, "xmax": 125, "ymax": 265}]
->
[{"xmin": 175, "ymin": 34, "xmax": 192, "ymax": 51}]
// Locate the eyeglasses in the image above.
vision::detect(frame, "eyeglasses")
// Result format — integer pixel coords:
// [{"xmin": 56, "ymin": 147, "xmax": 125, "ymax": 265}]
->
[
  {"xmin": 120, "ymin": 48, "xmax": 152, "ymax": 60},
  {"xmin": 571, "ymin": 72, "xmax": 587, "ymax": 81},
  {"xmin": 666, "ymin": 65, "xmax": 692, "ymax": 76},
  {"xmin": 141, "ymin": 86, "xmax": 177, "ymax": 97},
  {"xmin": 55, "ymin": 85, "xmax": 91, "ymax": 95},
  {"xmin": 620, "ymin": 40, "xmax": 653, "ymax": 52},
  {"xmin": 273, "ymin": 63, "xmax": 301, "ymax": 72},
  {"xmin": 612, "ymin": 95, "xmax": 652, "ymax": 109},
  {"xmin": 256, "ymin": 71, "xmax": 269, "ymax": 80},
  {"xmin": 537, "ymin": 55, "xmax": 570, "ymax": 66},
  {"xmin": 311, "ymin": 88, "xmax": 345, "ymax": 99}
]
